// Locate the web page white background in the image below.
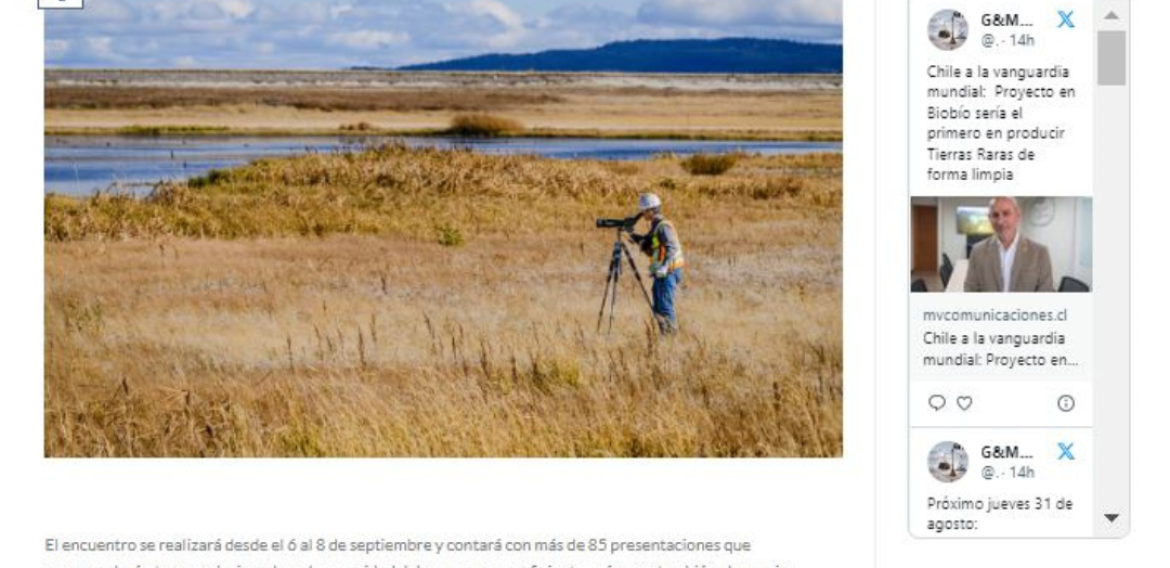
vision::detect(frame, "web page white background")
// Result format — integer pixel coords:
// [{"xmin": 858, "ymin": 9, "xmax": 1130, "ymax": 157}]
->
[{"xmin": 1, "ymin": 1, "xmax": 1165, "ymax": 567}]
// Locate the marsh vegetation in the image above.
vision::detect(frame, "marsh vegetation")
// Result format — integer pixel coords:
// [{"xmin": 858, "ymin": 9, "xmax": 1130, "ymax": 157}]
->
[{"xmin": 45, "ymin": 146, "xmax": 842, "ymax": 457}]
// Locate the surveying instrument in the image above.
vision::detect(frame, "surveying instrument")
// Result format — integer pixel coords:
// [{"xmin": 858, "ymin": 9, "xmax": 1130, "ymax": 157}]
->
[{"xmin": 594, "ymin": 216, "xmax": 659, "ymax": 334}]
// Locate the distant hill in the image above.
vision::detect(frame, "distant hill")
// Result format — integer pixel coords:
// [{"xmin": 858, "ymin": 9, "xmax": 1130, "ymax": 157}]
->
[{"xmin": 390, "ymin": 38, "xmax": 842, "ymax": 74}]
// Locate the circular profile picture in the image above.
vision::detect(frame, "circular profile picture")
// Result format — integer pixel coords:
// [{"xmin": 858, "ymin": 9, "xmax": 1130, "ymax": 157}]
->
[
  {"xmin": 928, "ymin": 9, "xmax": 968, "ymax": 51},
  {"xmin": 927, "ymin": 441, "xmax": 969, "ymax": 483}
]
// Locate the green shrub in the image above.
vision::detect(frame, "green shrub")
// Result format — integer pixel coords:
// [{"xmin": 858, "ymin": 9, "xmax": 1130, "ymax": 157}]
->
[
  {"xmin": 187, "ymin": 169, "xmax": 231, "ymax": 188},
  {"xmin": 435, "ymin": 224, "xmax": 464, "ymax": 247}
]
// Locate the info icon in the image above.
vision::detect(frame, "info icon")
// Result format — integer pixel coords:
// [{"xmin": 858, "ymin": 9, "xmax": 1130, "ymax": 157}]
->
[
  {"xmin": 928, "ymin": 9, "xmax": 968, "ymax": 51},
  {"xmin": 40, "ymin": 0, "xmax": 84, "ymax": 10}
]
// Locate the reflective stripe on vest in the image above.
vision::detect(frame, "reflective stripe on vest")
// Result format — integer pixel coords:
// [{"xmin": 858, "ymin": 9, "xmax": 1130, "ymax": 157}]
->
[{"xmin": 650, "ymin": 219, "xmax": 686, "ymax": 271}]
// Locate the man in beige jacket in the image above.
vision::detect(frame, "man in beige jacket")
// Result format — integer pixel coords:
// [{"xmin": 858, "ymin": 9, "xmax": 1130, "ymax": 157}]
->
[{"xmin": 964, "ymin": 197, "xmax": 1055, "ymax": 292}]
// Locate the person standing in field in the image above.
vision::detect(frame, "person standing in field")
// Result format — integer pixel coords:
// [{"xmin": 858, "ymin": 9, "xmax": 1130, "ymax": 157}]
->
[{"xmin": 631, "ymin": 193, "xmax": 685, "ymax": 334}]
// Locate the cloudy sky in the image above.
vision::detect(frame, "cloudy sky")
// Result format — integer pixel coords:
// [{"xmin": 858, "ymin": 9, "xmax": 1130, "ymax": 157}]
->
[{"xmin": 45, "ymin": 0, "xmax": 841, "ymax": 69}]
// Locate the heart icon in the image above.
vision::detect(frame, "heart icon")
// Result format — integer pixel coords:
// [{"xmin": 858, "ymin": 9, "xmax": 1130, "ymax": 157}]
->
[{"xmin": 957, "ymin": 396, "xmax": 973, "ymax": 411}]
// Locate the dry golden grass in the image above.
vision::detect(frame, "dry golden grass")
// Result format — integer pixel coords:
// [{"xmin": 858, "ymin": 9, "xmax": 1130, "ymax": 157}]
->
[
  {"xmin": 680, "ymin": 153, "xmax": 741, "ymax": 176},
  {"xmin": 46, "ymin": 145, "xmax": 842, "ymax": 242},
  {"xmin": 46, "ymin": 86, "xmax": 563, "ymax": 112},
  {"xmin": 45, "ymin": 76, "xmax": 842, "ymax": 140},
  {"xmin": 44, "ymin": 147, "xmax": 842, "ymax": 457}
]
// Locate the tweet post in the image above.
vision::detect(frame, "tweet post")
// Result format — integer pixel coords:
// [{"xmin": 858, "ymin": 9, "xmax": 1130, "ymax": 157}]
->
[{"xmin": 907, "ymin": 0, "xmax": 1128, "ymax": 538}]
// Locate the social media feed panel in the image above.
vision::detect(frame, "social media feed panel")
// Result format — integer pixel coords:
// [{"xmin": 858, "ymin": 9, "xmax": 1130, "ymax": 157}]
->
[{"xmin": 908, "ymin": 0, "xmax": 1128, "ymax": 538}]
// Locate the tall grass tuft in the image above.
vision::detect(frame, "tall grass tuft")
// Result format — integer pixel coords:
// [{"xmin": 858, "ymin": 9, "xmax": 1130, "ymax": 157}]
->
[
  {"xmin": 447, "ymin": 114, "xmax": 524, "ymax": 137},
  {"xmin": 435, "ymin": 224, "xmax": 464, "ymax": 247},
  {"xmin": 340, "ymin": 121, "xmax": 376, "ymax": 132},
  {"xmin": 680, "ymin": 153, "xmax": 740, "ymax": 176}
]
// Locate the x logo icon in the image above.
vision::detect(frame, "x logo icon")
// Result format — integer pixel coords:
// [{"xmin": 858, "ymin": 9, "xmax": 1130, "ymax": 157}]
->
[
  {"xmin": 1058, "ymin": 442, "xmax": 1075, "ymax": 460},
  {"xmin": 1058, "ymin": 10, "xmax": 1075, "ymax": 28}
]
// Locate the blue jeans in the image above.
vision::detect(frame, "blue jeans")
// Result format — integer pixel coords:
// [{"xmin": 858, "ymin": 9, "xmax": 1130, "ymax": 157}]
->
[{"xmin": 652, "ymin": 268, "xmax": 682, "ymax": 333}]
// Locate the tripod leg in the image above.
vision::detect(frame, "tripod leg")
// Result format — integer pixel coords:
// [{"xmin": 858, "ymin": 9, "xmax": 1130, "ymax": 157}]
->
[
  {"xmin": 620, "ymin": 241, "xmax": 656, "ymax": 313},
  {"xmin": 607, "ymin": 254, "xmax": 621, "ymax": 334},
  {"xmin": 619, "ymin": 241, "xmax": 666, "ymax": 334},
  {"xmin": 596, "ymin": 258, "xmax": 616, "ymax": 333}
]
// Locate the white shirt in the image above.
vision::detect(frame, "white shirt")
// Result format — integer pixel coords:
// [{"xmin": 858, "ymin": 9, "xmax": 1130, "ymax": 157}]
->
[{"xmin": 997, "ymin": 231, "xmax": 1020, "ymax": 292}]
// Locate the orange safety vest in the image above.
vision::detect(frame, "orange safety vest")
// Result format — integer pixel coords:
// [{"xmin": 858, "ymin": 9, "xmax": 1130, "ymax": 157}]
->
[{"xmin": 650, "ymin": 219, "xmax": 685, "ymax": 272}]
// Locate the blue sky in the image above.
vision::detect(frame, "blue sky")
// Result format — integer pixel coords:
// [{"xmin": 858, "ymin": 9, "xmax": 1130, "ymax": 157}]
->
[{"xmin": 46, "ymin": 0, "xmax": 842, "ymax": 69}]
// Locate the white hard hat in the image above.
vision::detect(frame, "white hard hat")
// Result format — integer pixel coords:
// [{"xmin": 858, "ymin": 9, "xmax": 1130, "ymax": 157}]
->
[{"xmin": 638, "ymin": 193, "xmax": 662, "ymax": 212}]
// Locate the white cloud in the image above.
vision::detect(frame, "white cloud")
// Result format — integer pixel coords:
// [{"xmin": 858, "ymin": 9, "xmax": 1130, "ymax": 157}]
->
[
  {"xmin": 86, "ymin": 36, "xmax": 118, "ymax": 60},
  {"xmin": 85, "ymin": 0, "xmax": 137, "ymax": 22},
  {"xmin": 215, "ymin": 0, "xmax": 256, "ymax": 19},
  {"xmin": 327, "ymin": 29, "xmax": 411, "ymax": 50},
  {"xmin": 435, "ymin": 0, "xmax": 530, "ymax": 49},
  {"xmin": 465, "ymin": 0, "xmax": 524, "ymax": 29},
  {"xmin": 637, "ymin": 0, "xmax": 841, "ymax": 27},
  {"xmin": 543, "ymin": 4, "xmax": 630, "ymax": 26},
  {"xmin": 46, "ymin": 39, "xmax": 70, "ymax": 59},
  {"xmin": 45, "ymin": 0, "xmax": 841, "ymax": 68},
  {"xmin": 146, "ymin": 0, "xmax": 253, "ymax": 24},
  {"xmin": 173, "ymin": 55, "xmax": 200, "ymax": 67},
  {"xmin": 189, "ymin": 2, "xmax": 227, "ymax": 20},
  {"xmin": 254, "ymin": 2, "xmax": 328, "ymax": 23}
]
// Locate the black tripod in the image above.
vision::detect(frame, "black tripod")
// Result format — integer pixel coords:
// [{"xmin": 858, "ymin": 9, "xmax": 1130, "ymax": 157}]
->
[{"xmin": 596, "ymin": 228, "xmax": 658, "ymax": 334}]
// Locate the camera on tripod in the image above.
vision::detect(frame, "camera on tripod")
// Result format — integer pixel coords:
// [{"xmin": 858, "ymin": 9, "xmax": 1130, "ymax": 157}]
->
[
  {"xmin": 595, "ymin": 215, "xmax": 640, "ymax": 232},
  {"xmin": 593, "ymin": 213, "xmax": 660, "ymax": 334}
]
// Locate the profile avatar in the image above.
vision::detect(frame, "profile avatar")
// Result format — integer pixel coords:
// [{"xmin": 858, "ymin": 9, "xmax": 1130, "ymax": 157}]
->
[
  {"xmin": 928, "ymin": 441, "xmax": 969, "ymax": 483},
  {"xmin": 929, "ymin": 10, "xmax": 968, "ymax": 51}
]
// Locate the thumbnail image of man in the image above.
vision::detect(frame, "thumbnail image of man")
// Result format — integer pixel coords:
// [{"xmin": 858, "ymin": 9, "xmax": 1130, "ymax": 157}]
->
[{"xmin": 964, "ymin": 197, "xmax": 1055, "ymax": 292}]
